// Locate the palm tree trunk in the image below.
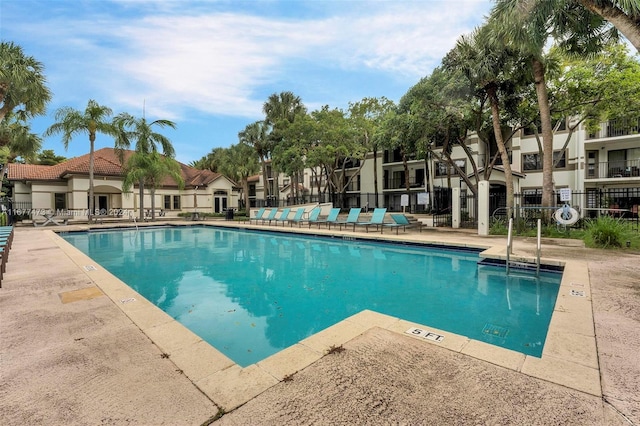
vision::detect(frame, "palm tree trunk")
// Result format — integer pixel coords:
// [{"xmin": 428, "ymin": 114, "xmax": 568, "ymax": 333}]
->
[
  {"xmin": 88, "ymin": 138, "xmax": 95, "ymax": 223},
  {"xmin": 151, "ymin": 188, "xmax": 156, "ymax": 221},
  {"xmin": 533, "ymin": 59, "xmax": 555, "ymax": 214},
  {"xmin": 488, "ymin": 87, "xmax": 514, "ymax": 217},
  {"xmin": 138, "ymin": 178, "xmax": 145, "ymax": 220},
  {"xmin": 243, "ymin": 179, "xmax": 250, "ymax": 214},
  {"xmin": 261, "ymin": 157, "xmax": 269, "ymax": 200},
  {"xmin": 579, "ymin": 0, "xmax": 640, "ymax": 51}
]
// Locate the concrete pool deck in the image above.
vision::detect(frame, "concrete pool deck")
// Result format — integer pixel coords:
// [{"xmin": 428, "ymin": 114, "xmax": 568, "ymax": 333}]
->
[{"xmin": 1, "ymin": 221, "xmax": 638, "ymax": 425}]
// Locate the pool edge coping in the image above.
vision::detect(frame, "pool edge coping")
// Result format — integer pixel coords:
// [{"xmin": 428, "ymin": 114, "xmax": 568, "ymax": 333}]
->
[{"xmin": 46, "ymin": 225, "xmax": 601, "ymax": 411}]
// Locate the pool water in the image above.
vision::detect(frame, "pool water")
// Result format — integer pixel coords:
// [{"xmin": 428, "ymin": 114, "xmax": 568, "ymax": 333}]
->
[{"xmin": 62, "ymin": 226, "xmax": 562, "ymax": 367}]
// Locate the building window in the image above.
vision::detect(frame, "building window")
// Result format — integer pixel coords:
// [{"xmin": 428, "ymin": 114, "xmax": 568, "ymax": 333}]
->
[
  {"xmin": 54, "ymin": 193, "xmax": 66, "ymax": 210},
  {"xmin": 522, "ymin": 150, "xmax": 566, "ymax": 171},
  {"xmin": 163, "ymin": 195, "xmax": 181, "ymax": 210},
  {"xmin": 434, "ymin": 160, "xmax": 466, "ymax": 177}
]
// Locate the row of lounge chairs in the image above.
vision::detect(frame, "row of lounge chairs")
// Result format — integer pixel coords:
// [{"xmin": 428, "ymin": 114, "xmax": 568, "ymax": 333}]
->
[
  {"xmin": 248, "ymin": 207, "xmax": 423, "ymax": 234},
  {"xmin": 0, "ymin": 226, "xmax": 14, "ymax": 288}
]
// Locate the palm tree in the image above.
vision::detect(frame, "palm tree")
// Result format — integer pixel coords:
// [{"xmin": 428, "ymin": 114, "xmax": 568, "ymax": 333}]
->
[
  {"xmin": 577, "ymin": 0, "xmax": 640, "ymax": 50},
  {"xmin": 217, "ymin": 143, "xmax": 259, "ymax": 212},
  {"xmin": 44, "ymin": 100, "xmax": 115, "ymax": 222},
  {"xmin": 113, "ymin": 112, "xmax": 176, "ymax": 220},
  {"xmin": 238, "ymin": 121, "xmax": 271, "ymax": 198},
  {"xmin": 121, "ymin": 151, "xmax": 184, "ymax": 220},
  {"xmin": 444, "ymin": 26, "xmax": 522, "ymax": 216},
  {"xmin": 0, "ymin": 41, "xmax": 51, "ymax": 124},
  {"xmin": 262, "ymin": 91, "xmax": 306, "ymax": 202},
  {"xmin": 491, "ymin": 0, "xmax": 615, "ymax": 215},
  {"xmin": 0, "ymin": 115, "xmax": 42, "ymax": 164}
]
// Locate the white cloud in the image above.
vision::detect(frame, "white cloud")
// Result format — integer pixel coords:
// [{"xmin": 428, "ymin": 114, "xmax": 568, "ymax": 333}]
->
[{"xmin": 10, "ymin": 1, "xmax": 491, "ymax": 123}]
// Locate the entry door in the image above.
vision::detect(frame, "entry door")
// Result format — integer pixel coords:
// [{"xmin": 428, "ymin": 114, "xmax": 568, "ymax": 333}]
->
[
  {"xmin": 98, "ymin": 196, "xmax": 108, "ymax": 214},
  {"xmin": 214, "ymin": 198, "xmax": 220, "ymax": 213}
]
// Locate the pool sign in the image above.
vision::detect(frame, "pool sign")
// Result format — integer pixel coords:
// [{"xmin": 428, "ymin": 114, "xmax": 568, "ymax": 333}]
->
[
  {"xmin": 401, "ymin": 194, "xmax": 409, "ymax": 207},
  {"xmin": 417, "ymin": 192, "xmax": 430, "ymax": 206},
  {"xmin": 405, "ymin": 327, "xmax": 445, "ymax": 342},
  {"xmin": 559, "ymin": 188, "xmax": 572, "ymax": 202}
]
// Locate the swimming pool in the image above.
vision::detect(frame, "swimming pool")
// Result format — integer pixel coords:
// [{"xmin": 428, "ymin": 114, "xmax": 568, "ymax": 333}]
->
[{"xmin": 61, "ymin": 226, "xmax": 561, "ymax": 367}]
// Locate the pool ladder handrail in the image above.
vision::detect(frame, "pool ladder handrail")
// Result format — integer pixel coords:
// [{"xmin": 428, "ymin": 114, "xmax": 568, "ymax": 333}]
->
[
  {"xmin": 506, "ymin": 218, "xmax": 513, "ymax": 274},
  {"xmin": 131, "ymin": 212, "xmax": 139, "ymax": 231},
  {"xmin": 506, "ymin": 217, "xmax": 542, "ymax": 275},
  {"xmin": 536, "ymin": 218, "xmax": 541, "ymax": 276}
]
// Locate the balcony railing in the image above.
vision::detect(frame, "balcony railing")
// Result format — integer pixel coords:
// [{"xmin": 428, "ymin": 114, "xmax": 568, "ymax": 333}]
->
[
  {"xmin": 384, "ymin": 177, "xmax": 425, "ymax": 190},
  {"xmin": 588, "ymin": 118, "xmax": 640, "ymax": 139},
  {"xmin": 586, "ymin": 159, "xmax": 640, "ymax": 179}
]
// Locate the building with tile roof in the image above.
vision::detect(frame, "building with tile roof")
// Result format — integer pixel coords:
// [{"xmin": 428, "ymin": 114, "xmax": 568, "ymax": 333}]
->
[{"xmin": 7, "ymin": 148, "xmax": 240, "ymax": 220}]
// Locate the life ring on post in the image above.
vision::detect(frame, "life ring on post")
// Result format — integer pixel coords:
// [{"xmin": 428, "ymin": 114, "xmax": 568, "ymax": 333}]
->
[{"xmin": 554, "ymin": 205, "xmax": 579, "ymax": 226}]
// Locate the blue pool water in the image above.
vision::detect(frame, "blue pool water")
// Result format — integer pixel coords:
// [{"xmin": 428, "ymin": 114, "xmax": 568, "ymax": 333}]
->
[{"xmin": 62, "ymin": 226, "xmax": 562, "ymax": 367}]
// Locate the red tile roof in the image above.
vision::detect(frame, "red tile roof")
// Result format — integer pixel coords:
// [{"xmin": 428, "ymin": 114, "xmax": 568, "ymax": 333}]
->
[{"xmin": 8, "ymin": 148, "xmax": 225, "ymax": 188}]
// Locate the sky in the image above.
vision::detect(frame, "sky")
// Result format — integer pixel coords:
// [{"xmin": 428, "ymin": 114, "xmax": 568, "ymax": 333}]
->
[{"xmin": 1, "ymin": 0, "xmax": 493, "ymax": 165}]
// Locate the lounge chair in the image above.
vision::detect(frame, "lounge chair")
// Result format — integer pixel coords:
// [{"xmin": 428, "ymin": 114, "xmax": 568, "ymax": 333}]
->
[
  {"xmin": 300, "ymin": 208, "xmax": 321, "ymax": 228},
  {"xmin": 354, "ymin": 208, "xmax": 387, "ymax": 233},
  {"xmin": 272, "ymin": 208, "xmax": 291, "ymax": 226},
  {"xmin": 287, "ymin": 209, "xmax": 306, "ymax": 227},
  {"xmin": 249, "ymin": 208, "xmax": 266, "ymax": 224},
  {"xmin": 335, "ymin": 208, "xmax": 361, "ymax": 230},
  {"xmin": 382, "ymin": 213, "xmax": 422, "ymax": 234},
  {"xmin": 261, "ymin": 208, "xmax": 279, "ymax": 225},
  {"xmin": 313, "ymin": 208, "xmax": 341, "ymax": 229}
]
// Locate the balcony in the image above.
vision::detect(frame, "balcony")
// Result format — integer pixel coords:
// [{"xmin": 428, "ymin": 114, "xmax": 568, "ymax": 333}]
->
[
  {"xmin": 586, "ymin": 159, "xmax": 640, "ymax": 180},
  {"xmin": 587, "ymin": 118, "xmax": 640, "ymax": 140},
  {"xmin": 384, "ymin": 177, "xmax": 425, "ymax": 190}
]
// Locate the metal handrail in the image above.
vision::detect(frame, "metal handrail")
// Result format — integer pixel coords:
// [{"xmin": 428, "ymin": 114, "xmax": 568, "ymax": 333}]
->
[
  {"xmin": 536, "ymin": 219, "xmax": 541, "ymax": 276},
  {"xmin": 506, "ymin": 218, "xmax": 513, "ymax": 274}
]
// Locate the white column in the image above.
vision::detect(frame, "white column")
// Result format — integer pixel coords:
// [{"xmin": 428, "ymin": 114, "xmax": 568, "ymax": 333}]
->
[
  {"xmin": 478, "ymin": 180, "xmax": 490, "ymax": 236},
  {"xmin": 452, "ymin": 187, "xmax": 460, "ymax": 228}
]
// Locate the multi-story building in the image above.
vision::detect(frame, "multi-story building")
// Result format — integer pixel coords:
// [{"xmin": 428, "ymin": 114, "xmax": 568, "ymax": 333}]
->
[{"xmin": 246, "ymin": 118, "xmax": 640, "ymax": 221}]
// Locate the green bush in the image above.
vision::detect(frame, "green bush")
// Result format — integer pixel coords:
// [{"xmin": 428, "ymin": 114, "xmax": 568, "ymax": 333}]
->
[{"xmin": 583, "ymin": 216, "xmax": 639, "ymax": 249}]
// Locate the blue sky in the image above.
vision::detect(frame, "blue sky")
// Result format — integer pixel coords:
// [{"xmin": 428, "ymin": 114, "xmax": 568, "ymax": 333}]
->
[{"xmin": 1, "ymin": 0, "xmax": 492, "ymax": 164}]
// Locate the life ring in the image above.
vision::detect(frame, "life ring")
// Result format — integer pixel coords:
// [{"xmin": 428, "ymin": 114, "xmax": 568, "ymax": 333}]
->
[{"xmin": 554, "ymin": 206, "xmax": 579, "ymax": 225}]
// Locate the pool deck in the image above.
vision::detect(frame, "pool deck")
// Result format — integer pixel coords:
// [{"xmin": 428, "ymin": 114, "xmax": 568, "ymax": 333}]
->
[{"xmin": 1, "ymin": 220, "xmax": 638, "ymax": 425}]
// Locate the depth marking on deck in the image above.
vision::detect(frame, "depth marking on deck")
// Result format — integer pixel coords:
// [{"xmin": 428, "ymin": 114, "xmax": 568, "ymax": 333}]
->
[
  {"xmin": 570, "ymin": 282, "xmax": 585, "ymax": 288},
  {"xmin": 120, "ymin": 297, "xmax": 137, "ymax": 304},
  {"xmin": 570, "ymin": 289, "xmax": 586, "ymax": 297},
  {"xmin": 405, "ymin": 327, "xmax": 445, "ymax": 342},
  {"xmin": 83, "ymin": 265, "xmax": 97, "ymax": 271}
]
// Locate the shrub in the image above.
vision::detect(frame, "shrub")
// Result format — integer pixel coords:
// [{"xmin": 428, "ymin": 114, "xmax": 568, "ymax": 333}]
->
[{"xmin": 583, "ymin": 216, "xmax": 639, "ymax": 249}]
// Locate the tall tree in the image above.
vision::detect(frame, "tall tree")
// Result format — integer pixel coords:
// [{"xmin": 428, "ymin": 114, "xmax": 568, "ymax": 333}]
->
[
  {"xmin": 444, "ymin": 25, "xmax": 525, "ymax": 216},
  {"xmin": 113, "ymin": 112, "xmax": 176, "ymax": 220},
  {"xmin": 262, "ymin": 91, "xmax": 306, "ymax": 201},
  {"xmin": 190, "ymin": 147, "xmax": 226, "ymax": 172},
  {"xmin": 577, "ymin": 0, "xmax": 640, "ymax": 50},
  {"xmin": 35, "ymin": 149, "xmax": 66, "ymax": 165},
  {"xmin": 217, "ymin": 143, "xmax": 260, "ymax": 211},
  {"xmin": 492, "ymin": 0, "xmax": 629, "ymax": 214},
  {"xmin": 238, "ymin": 121, "xmax": 271, "ymax": 198},
  {"xmin": 348, "ymin": 97, "xmax": 394, "ymax": 208},
  {"xmin": 0, "ymin": 41, "xmax": 51, "ymax": 123},
  {"xmin": 44, "ymin": 100, "xmax": 116, "ymax": 222},
  {"xmin": 121, "ymin": 151, "xmax": 184, "ymax": 220},
  {"xmin": 0, "ymin": 114, "xmax": 42, "ymax": 164}
]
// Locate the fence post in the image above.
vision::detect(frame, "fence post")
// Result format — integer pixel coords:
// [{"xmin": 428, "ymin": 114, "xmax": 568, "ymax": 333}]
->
[{"xmin": 478, "ymin": 181, "xmax": 490, "ymax": 236}]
